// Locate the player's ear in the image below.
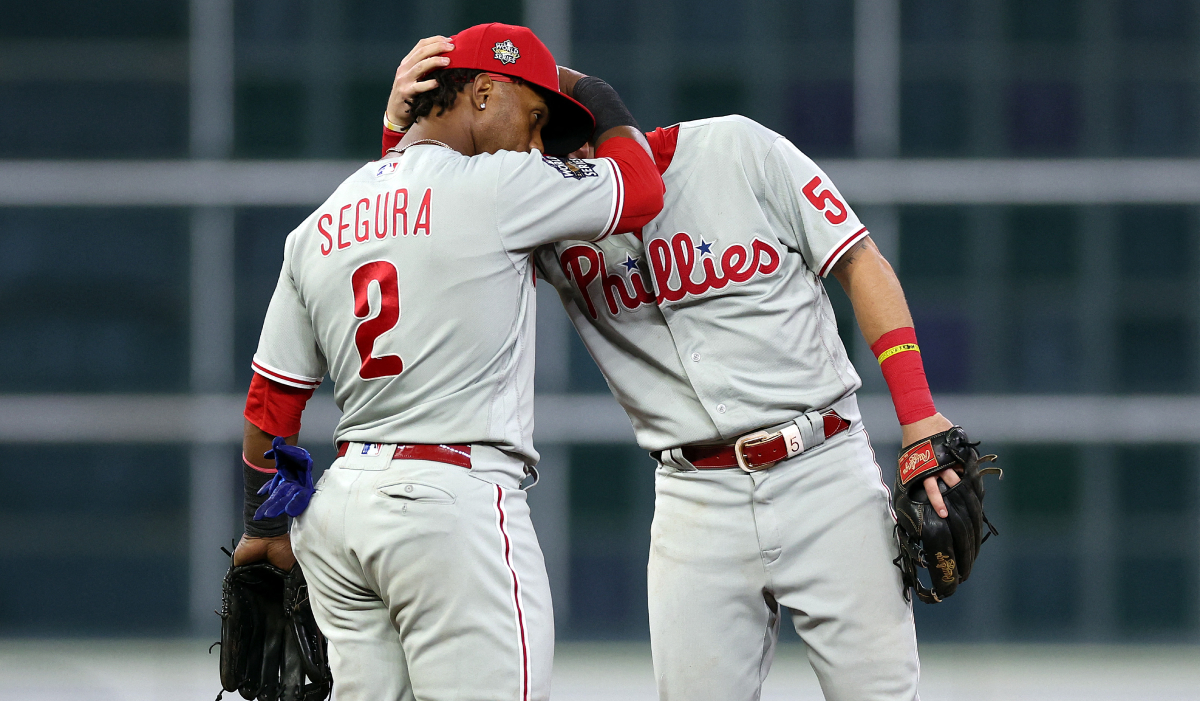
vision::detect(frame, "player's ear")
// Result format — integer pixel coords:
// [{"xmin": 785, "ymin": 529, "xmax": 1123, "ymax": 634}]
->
[{"xmin": 471, "ymin": 73, "xmax": 495, "ymax": 112}]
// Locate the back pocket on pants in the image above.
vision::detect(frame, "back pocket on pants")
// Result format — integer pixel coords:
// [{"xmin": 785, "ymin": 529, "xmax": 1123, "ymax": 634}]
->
[{"xmin": 376, "ymin": 481, "xmax": 456, "ymax": 504}]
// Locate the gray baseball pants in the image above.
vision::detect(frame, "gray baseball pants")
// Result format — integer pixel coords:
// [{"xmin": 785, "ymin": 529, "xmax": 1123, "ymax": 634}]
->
[
  {"xmin": 292, "ymin": 445, "xmax": 553, "ymax": 701},
  {"xmin": 648, "ymin": 411, "xmax": 920, "ymax": 700}
]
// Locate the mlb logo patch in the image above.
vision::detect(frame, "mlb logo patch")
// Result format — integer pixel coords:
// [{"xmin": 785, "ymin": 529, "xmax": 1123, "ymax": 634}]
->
[
  {"xmin": 376, "ymin": 162, "xmax": 398, "ymax": 178},
  {"xmin": 360, "ymin": 443, "xmax": 382, "ymax": 457}
]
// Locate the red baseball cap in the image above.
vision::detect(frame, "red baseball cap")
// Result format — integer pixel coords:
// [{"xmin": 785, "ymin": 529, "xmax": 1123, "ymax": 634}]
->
[{"xmin": 445, "ymin": 23, "xmax": 595, "ymax": 155}]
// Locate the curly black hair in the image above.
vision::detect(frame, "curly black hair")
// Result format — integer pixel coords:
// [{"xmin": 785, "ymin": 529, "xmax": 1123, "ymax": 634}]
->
[{"xmin": 407, "ymin": 68, "xmax": 485, "ymax": 122}]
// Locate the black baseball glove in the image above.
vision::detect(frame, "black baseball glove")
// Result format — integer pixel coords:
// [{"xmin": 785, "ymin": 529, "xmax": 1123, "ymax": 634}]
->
[
  {"xmin": 892, "ymin": 426, "xmax": 1001, "ymax": 604},
  {"xmin": 215, "ymin": 552, "xmax": 331, "ymax": 701}
]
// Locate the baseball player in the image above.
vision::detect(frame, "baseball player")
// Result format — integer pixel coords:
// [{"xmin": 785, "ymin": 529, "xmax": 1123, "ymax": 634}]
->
[
  {"xmin": 233, "ymin": 23, "xmax": 663, "ymax": 701},
  {"xmin": 384, "ymin": 44, "xmax": 981, "ymax": 701}
]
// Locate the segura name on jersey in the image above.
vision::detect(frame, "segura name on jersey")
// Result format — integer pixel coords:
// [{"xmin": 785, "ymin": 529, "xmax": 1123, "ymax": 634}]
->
[{"xmin": 317, "ymin": 187, "xmax": 433, "ymax": 256}]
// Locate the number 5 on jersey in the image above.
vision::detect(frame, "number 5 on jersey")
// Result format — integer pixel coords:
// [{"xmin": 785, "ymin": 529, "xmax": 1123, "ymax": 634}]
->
[
  {"xmin": 352, "ymin": 260, "xmax": 404, "ymax": 379},
  {"xmin": 802, "ymin": 175, "xmax": 848, "ymax": 225}
]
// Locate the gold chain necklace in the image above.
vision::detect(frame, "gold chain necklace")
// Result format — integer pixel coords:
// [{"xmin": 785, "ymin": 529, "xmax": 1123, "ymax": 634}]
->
[{"xmin": 388, "ymin": 138, "xmax": 454, "ymax": 155}]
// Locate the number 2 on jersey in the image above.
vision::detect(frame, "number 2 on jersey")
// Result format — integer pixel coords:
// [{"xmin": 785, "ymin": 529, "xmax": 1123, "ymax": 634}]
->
[{"xmin": 352, "ymin": 260, "xmax": 404, "ymax": 379}]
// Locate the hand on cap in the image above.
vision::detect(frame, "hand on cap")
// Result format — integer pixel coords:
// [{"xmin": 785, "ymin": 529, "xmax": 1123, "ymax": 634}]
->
[
  {"xmin": 556, "ymin": 65, "xmax": 586, "ymax": 98},
  {"xmin": 387, "ymin": 36, "xmax": 455, "ymax": 130}
]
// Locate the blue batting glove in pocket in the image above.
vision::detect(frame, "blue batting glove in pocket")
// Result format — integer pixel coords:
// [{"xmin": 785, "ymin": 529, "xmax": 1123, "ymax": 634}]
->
[{"xmin": 253, "ymin": 437, "xmax": 316, "ymax": 520}]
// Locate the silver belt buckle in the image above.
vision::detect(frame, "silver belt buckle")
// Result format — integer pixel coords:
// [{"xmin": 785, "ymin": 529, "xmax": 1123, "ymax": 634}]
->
[{"xmin": 734, "ymin": 430, "xmax": 774, "ymax": 473}]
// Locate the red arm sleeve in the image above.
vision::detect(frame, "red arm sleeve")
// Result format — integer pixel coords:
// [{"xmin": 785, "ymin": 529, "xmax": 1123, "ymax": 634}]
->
[
  {"xmin": 870, "ymin": 327, "xmax": 937, "ymax": 425},
  {"xmin": 382, "ymin": 126, "xmax": 403, "ymax": 158},
  {"xmin": 244, "ymin": 372, "xmax": 316, "ymax": 437},
  {"xmin": 595, "ymin": 136, "xmax": 665, "ymax": 233}
]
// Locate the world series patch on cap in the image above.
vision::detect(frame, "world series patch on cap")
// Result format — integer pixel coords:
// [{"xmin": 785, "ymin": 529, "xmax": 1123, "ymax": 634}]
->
[
  {"xmin": 445, "ymin": 23, "xmax": 595, "ymax": 155},
  {"xmin": 492, "ymin": 39, "xmax": 520, "ymax": 64}
]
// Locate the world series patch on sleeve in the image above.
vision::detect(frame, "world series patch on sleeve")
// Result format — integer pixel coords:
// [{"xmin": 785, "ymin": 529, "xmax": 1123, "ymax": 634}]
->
[
  {"xmin": 543, "ymin": 156, "xmax": 598, "ymax": 179},
  {"xmin": 891, "ymin": 426, "xmax": 1002, "ymax": 604}
]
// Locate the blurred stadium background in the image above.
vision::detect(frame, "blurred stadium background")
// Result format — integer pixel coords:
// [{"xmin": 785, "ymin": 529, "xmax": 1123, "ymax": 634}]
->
[{"xmin": 1, "ymin": 0, "xmax": 1198, "ymax": 698}]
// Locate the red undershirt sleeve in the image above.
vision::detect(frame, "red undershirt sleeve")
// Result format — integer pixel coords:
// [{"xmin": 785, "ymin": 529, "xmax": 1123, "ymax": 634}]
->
[
  {"xmin": 595, "ymin": 136, "xmax": 665, "ymax": 233},
  {"xmin": 244, "ymin": 372, "xmax": 315, "ymax": 438},
  {"xmin": 382, "ymin": 126, "xmax": 403, "ymax": 158},
  {"xmin": 643, "ymin": 125, "xmax": 680, "ymax": 175}
]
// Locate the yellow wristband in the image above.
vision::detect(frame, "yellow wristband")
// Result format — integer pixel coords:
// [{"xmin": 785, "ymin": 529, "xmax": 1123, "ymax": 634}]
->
[
  {"xmin": 876, "ymin": 343, "xmax": 919, "ymax": 364},
  {"xmin": 384, "ymin": 112, "xmax": 409, "ymax": 133}
]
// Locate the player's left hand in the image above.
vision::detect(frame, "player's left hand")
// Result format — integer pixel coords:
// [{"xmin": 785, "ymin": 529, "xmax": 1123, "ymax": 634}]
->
[
  {"xmin": 892, "ymin": 425, "xmax": 1001, "ymax": 603},
  {"xmin": 233, "ymin": 532, "xmax": 296, "ymax": 571},
  {"xmin": 386, "ymin": 35, "xmax": 455, "ymax": 130},
  {"xmin": 901, "ymin": 412, "xmax": 959, "ymax": 518}
]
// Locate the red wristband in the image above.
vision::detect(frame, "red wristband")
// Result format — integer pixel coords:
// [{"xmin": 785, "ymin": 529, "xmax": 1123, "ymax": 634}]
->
[{"xmin": 871, "ymin": 327, "xmax": 937, "ymax": 425}]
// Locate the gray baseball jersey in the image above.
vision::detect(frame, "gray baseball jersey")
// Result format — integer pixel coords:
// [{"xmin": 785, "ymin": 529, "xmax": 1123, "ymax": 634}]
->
[
  {"xmin": 537, "ymin": 115, "xmax": 868, "ymax": 450},
  {"xmin": 252, "ymin": 144, "xmax": 628, "ymax": 475},
  {"xmin": 261, "ymin": 142, "xmax": 636, "ymax": 701},
  {"xmin": 534, "ymin": 232, "xmax": 718, "ymax": 450},
  {"xmin": 539, "ymin": 116, "xmax": 918, "ymax": 700}
]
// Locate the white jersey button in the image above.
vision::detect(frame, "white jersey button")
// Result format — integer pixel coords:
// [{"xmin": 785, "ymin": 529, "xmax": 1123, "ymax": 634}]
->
[
  {"xmin": 691, "ymin": 352, "xmax": 701, "ymax": 362},
  {"xmin": 716, "ymin": 403, "xmax": 726, "ymax": 414}
]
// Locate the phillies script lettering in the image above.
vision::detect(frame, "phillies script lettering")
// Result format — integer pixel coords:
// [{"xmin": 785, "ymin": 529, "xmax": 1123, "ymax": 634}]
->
[
  {"xmin": 559, "ymin": 245, "xmax": 655, "ymax": 319},
  {"xmin": 318, "ymin": 188, "xmax": 433, "ymax": 256},
  {"xmin": 647, "ymin": 232, "xmax": 781, "ymax": 304}
]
